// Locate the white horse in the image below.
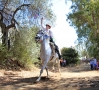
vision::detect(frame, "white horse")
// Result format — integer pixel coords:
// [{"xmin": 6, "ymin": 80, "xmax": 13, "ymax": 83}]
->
[{"xmin": 35, "ymin": 30, "xmax": 60, "ymax": 82}]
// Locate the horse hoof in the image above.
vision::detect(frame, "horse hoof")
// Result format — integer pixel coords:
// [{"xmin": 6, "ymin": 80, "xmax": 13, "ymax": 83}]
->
[{"xmin": 35, "ymin": 79, "xmax": 40, "ymax": 82}]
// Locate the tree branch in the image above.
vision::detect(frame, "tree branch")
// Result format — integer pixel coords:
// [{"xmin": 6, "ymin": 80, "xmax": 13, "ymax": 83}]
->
[
  {"xmin": 6, "ymin": 4, "xmax": 31, "ymax": 30},
  {"xmin": 6, "ymin": 23, "xmax": 15, "ymax": 30},
  {"xmin": 13, "ymin": 4, "xmax": 31, "ymax": 19}
]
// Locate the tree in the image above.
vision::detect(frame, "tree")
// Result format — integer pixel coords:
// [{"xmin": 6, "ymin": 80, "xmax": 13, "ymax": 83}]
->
[
  {"xmin": 65, "ymin": 0, "xmax": 99, "ymax": 59},
  {"xmin": 10, "ymin": 26, "xmax": 39, "ymax": 67},
  {"xmin": 61, "ymin": 47, "xmax": 79, "ymax": 65},
  {"xmin": 0, "ymin": 0, "xmax": 56, "ymax": 69},
  {"xmin": 0, "ymin": 0, "xmax": 56, "ymax": 49}
]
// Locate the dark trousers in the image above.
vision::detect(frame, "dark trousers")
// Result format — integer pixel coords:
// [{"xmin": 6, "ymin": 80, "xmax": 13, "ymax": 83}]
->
[
  {"xmin": 54, "ymin": 44, "xmax": 61, "ymax": 59},
  {"xmin": 50, "ymin": 37, "xmax": 61, "ymax": 59},
  {"xmin": 90, "ymin": 64, "xmax": 93, "ymax": 70}
]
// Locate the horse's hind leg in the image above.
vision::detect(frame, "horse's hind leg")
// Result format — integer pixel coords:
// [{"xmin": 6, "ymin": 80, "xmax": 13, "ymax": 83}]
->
[
  {"xmin": 57, "ymin": 59, "xmax": 61, "ymax": 75},
  {"xmin": 52, "ymin": 63, "xmax": 55, "ymax": 72},
  {"xmin": 45, "ymin": 67, "xmax": 49, "ymax": 78}
]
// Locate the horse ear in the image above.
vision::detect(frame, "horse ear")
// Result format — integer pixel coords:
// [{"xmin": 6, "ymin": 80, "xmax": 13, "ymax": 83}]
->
[{"xmin": 38, "ymin": 30, "xmax": 42, "ymax": 32}]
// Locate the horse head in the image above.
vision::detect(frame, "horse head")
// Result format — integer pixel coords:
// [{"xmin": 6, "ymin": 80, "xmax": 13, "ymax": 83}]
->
[
  {"xmin": 35, "ymin": 30, "xmax": 44, "ymax": 42},
  {"xmin": 35, "ymin": 30, "xmax": 50, "ymax": 43}
]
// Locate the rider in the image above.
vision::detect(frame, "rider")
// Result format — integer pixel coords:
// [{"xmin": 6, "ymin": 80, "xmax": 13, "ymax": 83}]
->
[{"xmin": 41, "ymin": 17, "xmax": 61, "ymax": 59}]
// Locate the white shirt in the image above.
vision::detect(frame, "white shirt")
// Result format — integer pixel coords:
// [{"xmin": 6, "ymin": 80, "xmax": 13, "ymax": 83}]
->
[{"xmin": 41, "ymin": 25, "xmax": 55, "ymax": 41}]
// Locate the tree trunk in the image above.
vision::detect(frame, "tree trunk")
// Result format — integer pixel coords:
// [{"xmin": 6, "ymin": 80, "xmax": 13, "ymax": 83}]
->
[{"xmin": 1, "ymin": 24, "xmax": 9, "ymax": 49}]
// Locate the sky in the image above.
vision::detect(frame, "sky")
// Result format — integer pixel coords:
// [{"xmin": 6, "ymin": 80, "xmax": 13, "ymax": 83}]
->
[{"xmin": 51, "ymin": 0, "xmax": 78, "ymax": 49}]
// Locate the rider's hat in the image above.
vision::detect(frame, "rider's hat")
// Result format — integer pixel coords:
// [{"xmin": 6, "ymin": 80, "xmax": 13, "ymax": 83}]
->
[{"xmin": 46, "ymin": 24, "xmax": 51, "ymax": 29}]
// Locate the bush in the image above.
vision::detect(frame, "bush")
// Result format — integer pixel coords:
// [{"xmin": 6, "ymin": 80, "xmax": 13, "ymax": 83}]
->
[
  {"xmin": 61, "ymin": 47, "xmax": 80, "ymax": 65},
  {"xmin": 0, "ymin": 27, "xmax": 39, "ymax": 70},
  {"xmin": 0, "ymin": 44, "xmax": 12, "ymax": 64},
  {"xmin": 10, "ymin": 27, "xmax": 39, "ymax": 69}
]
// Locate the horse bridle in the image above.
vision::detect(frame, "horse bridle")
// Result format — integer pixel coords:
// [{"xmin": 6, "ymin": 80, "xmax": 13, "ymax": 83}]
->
[{"xmin": 35, "ymin": 30, "xmax": 45, "ymax": 42}]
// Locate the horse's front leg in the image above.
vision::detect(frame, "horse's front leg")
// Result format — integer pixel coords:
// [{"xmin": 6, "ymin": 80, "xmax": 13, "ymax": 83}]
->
[
  {"xmin": 36, "ymin": 68, "xmax": 43, "ymax": 82},
  {"xmin": 36, "ymin": 61, "xmax": 48, "ymax": 82}
]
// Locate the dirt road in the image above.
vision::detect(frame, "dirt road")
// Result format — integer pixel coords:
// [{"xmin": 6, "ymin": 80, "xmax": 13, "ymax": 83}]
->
[{"xmin": 0, "ymin": 64, "xmax": 99, "ymax": 90}]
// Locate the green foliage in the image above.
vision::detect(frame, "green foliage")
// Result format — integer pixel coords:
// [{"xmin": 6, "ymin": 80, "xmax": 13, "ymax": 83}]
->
[
  {"xmin": 0, "ymin": 0, "xmax": 56, "ymax": 48},
  {"xmin": 0, "ymin": 44, "xmax": 12, "ymax": 65},
  {"xmin": 0, "ymin": 0, "xmax": 56, "ymax": 69},
  {"xmin": 10, "ymin": 27, "xmax": 39, "ymax": 68},
  {"xmin": 81, "ymin": 49, "xmax": 89, "ymax": 58},
  {"xmin": 61, "ymin": 47, "xmax": 79, "ymax": 65},
  {"xmin": 66, "ymin": 0, "xmax": 99, "ymax": 58}
]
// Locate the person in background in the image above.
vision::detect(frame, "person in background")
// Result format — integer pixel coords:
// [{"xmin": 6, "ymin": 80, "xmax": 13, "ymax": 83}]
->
[
  {"xmin": 96, "ymin": 60, "xmax": 99, "ymax": 70},
  {"xmin": 89, "ymin": 59, "xmax": 94, "ymax": 70},
  {"xmin": 62, "ymin": 58, "xmax": 66, "ymax": 67},
  {"xmin": 93, "ymin": 58, "xmax": 97, "ymax": 70}
]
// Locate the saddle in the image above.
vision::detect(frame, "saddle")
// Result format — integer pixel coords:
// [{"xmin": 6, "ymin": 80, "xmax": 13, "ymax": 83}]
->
[{"xmin": 49, "ymin": 42, "xmax": 56, "ymax": 61}]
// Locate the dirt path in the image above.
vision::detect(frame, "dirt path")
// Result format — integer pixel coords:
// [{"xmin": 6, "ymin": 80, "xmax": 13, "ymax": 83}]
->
[{"xmin": 0, "ymin": 64, "xmax": 99, "ymax": 90}]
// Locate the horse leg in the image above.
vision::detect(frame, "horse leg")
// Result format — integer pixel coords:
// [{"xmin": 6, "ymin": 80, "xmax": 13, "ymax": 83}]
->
[
  {"xmin": 36, "ymin": 68, "xmax": 43, "ymax": 82},
  {"xmin": 57, "ymin": 59, "xmax": 61, "ymax": 75},
  {"xmin": 45, "ymin": 67, "xmax": 49, "ymax": 78},
  {"xmin": 36, "ymin": 61, "xmax": 48, "ymax": 82},
  {"xmin": 52, "ymin": 63, "xmax": 55, "ymax": 72}
]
